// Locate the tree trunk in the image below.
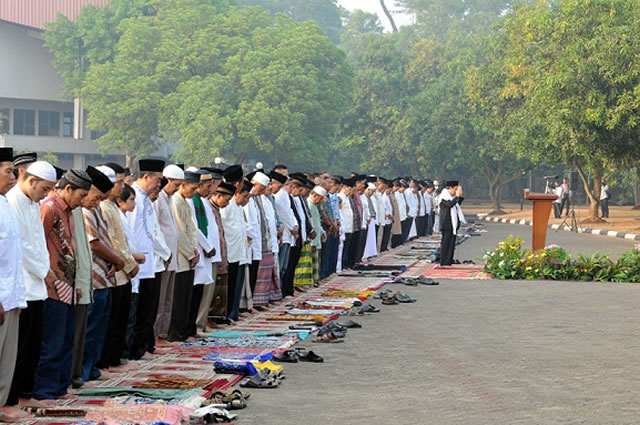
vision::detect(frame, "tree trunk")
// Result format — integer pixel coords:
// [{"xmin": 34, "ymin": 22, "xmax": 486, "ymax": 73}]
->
[
  {"xmin": 574, "ymin": 162, "xmax": 603, "ymax": 222},
  {"xmin": 379, "ymin": 0, "xmax": 398, "ymax": 32},
  {"xmin": 489, "ymin": 181, "xmax": 502, "ymax": 212},
  {"xmin": 633, "ymin": 167, "xmax": 640, "ymax": 209}
]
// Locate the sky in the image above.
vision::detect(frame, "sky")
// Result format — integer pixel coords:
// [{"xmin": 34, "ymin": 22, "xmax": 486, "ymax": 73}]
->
[{"xmin": 337, "ymin": 0, "xmax": 415, "ymax": 32}]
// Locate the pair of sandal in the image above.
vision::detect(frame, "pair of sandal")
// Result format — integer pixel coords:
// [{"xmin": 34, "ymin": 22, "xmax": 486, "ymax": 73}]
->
[
  {"xmin": 274, "ymin": 347, "xmax": 325, "ymax": 363},
  {"xmin": 391, "ymin": 276, "xmax": 439, "ymax": 286},
  {"xmin": 240, "ymin": 374, "xmax": 279, "ymax": 389},
  {"xmin": 381, "ymin": 292, "xmax": 417, "ymax": 304},
  {"xmin": 205, "ymin": 389, "xmax": 250, "ymax": 410},
  {"xmin": 191, "ymin": 405, "xmax": 237, "ymax": 422}
]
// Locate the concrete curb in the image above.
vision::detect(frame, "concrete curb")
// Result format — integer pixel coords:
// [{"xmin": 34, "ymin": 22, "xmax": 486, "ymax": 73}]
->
[{"xmin": 478, "ymin": 215, "xmax": 640, "ymax": 242}]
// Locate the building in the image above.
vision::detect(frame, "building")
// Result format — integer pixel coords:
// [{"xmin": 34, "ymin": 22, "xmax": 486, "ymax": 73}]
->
[{"xmin": 0, "ymin": 0, "xmax": 168, "ymax": 169}]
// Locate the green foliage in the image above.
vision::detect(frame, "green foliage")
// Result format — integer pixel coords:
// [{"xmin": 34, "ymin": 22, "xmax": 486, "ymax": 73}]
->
[{"xmin": 484, "ymin": 236, "xmax": 640, "ymax": 283}]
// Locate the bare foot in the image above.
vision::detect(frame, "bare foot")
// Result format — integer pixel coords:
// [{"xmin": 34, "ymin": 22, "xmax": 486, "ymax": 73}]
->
[
  {"xmin": 96, "ymin": 370, "xmax": 115, "ymax": 380},
  {"xmin": 18, "ymin": 398, "xmax": 55, "ymax": 408},
  {"xmin": 1, "ymin": 406, "xmax": 33, "ymax": 422},
  {"xmin": 140, "ymin": 352, "xmax": 154, "ymax": 360}
]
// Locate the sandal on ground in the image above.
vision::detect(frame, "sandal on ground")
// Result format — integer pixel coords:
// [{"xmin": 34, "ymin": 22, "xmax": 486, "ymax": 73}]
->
[
  {"xmin": 359, "ymin": 304, "xmax": 380, "ymax": 313},
  {"xmin": 381, "ymin": 296, "xmax": 398, "ymax": 305},
  {"xmin": 394, "ymin": 293, "xmax": 417, "ymax": 303},
  {"xmin": 415, "ymin": 276, "xmax": 439, "ymax": 286},
  {"xmin": 313, "ymin": 333, "xmax": 344, "ymax": 343},
  {"xmin": 239, "ymin": 375, "xmax": 278, "ymax": 389},
  {"xmin": 297, "ymin": 350, "xmax": 324, "ymax": 363},
  {"xmin": 337, "ymin": 319, "xmax": 362, "ymax": 329},
  {"xmin": 273, "ymin": 350, "xmax": 299, "ymax": 363}
]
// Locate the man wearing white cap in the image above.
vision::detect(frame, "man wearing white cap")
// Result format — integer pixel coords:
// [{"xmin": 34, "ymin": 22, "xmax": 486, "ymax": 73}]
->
[
  {"xmin": 153, "ymin": 165, "xmax": 182, "ymax": 340},
  {"xmin": 5, "ymin": 161, "xmax": 56, "ymax": 416},
  {"xmin": 243, "ymin": 173, "xmax": 266, "ymax": 303},
  {"xmin": 362, "ymin": 183, "xmax": 378, "ymax": 260}
]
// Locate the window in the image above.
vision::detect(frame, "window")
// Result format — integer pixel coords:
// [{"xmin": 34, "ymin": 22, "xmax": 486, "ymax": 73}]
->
[
  {"xmin": 91, "ymin": 130, "xmax": 107, "ymax": 140},
  {"xmin": 63, "ymin": 112, "xmax": 74, "ymax": 137},
  {"xmin": 0, "ymin": 109, "xmax": 8, "ymax": 134},
  {"xmin": 38, "ymin": 110, "xmax": 60, "ymax": 137},
  {"xmin": 13, "ymin": 109, "xmax": 35, "ymax": 135}
]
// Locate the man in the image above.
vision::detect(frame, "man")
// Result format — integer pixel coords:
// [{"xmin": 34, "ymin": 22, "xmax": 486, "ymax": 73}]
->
[
  {"xmin": 551, "ymin": 181, "xmax": 562, "ymax": 219},
  {"xmin": 271, "ymin": 170, "xmax": 298, "ymax": 285},
  {"xmin": 6, "ymin": 161, "xmax": 56, "ymax": 413},
  {"xmin": 323, "ymin": 177, "xmax": 342, "ymax": 276},
  {"xmin": 195, "ymin": 169, "xmax": 222, "ymax": 333},
  {"xmin": 423, "ymin": 183, "xmax": 434, "ymax": 236},
  {"xmin": 362, "ymin": 183, "xmax": 378, "ymax": 260},
  {"xmin": 406, "ymin": 180, "xmax": 418, "ymax": 241},
  {"xmin": 153, "ymin": 165, "xmax": 182, "ymax": 340},
  {"xmin": 127, "ymin": 159, "xmax": 165, "ymax": 360},
  {"xmin": 81, "ymin": 166, "xmax": 121, "ymax": 382},
  {"xmin": 338, "ymin": 178, "xmax": 354, "ymax": 270},
  {"xmin": 208, "ymin": 182, "xmax": 234, "ymax": 321},
  {"xmin": 167, "ymin": 171, "xmax": 200, "ymax": 342},
  {"xmin": 250, "ymin": 172, "xmax": 279, "ymax": 307},
  {"xmin": 70, "ymin": 177, "xmax": 93, "ymax": 389},
  {"xmin": 601, "ymin": 179, "xmax": 610, "ymax": 218},
  {"xmin": 221, "ymin": 179, "xmax": 251, "ymax": 321},
  {"xmin": 261, "ymin": 179, "xmax": 283, "ymax": 303},
  {"xmin": 397, "ymin": 181, "xmax": 410, "ymax": 243},
  {"xmin": 34, "ymin": 169, "xmax": 91, "ymax": 400},
  {"xmin": 307, "ymin": 186, "xmax": 327, "ymax": 286},
  {"xmin": 123, "ymin": 168, "xmax": 133, "ymax": 186},
  {"xmin": 439, "ymin": 181, "xmax": 465, "ymax": 266},
  {"xmin": 561, "ymin": 177, "xmax": 571, "ymax": 217},
  {"xmin": 0, "ymin": 147, "xmax": 26, "ymax": 423},
  {"xmin": 289, "ymin": 174, "xmax": 314, "ymax": 289},
  {"xmin": 98, "ymin": 164, "xmax": 141, "ymax": 371},
  {"xmin": 350, "ymin": 175, "xmax": 365, "ymax": 264},
  {"xmin": 390, "ymin": 181, "xmax": 404, "ymax": 248},
  {"xmin": 244, "ymin": 174, "xmax": 264, "ymax": 299},
  {"xmin": 150, "ymin": 183, "xmax": 172, "ymax": 350}
]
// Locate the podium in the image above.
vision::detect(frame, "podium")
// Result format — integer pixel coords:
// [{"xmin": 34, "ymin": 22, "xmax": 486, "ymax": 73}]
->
[{"xmin": 524, "ymin": 190, "xmax": 558, "ymax": 251}]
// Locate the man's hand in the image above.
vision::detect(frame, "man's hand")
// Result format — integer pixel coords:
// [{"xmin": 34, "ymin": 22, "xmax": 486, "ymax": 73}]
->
[
  {"xmin": 321, "ymin": 233, "xmax": 328, "ymax": 243},
  {"xmin": 310, "ymin": 230, "xmax": 317, "ymax": 240},
  {"xmin": 456, "ymin": 185, "xmax": 463, "ymax": 197},
  {"xmin": 0, "ymin": 302, "xmax": 5, "ymax": 326},
  {"xmin": 311, "ymin": 246, "xmax": 317, "ymax": 254},
  {"xmin": 133, "ymin": 253, "xmax": 146, "ymax": 264},
  {"xmin": 190, "ymin": 250, "xmax": 200, "ymax": 268},
  {"xmin": 205, "ymin": 248, "xmax": 216, "ymax": 258},
  {"xmin": 128, "ymin": 264, "xmax": 140, "ymax": 279},
  {"xmin": 106, "ymin": 265, "xmax": 117, "ymax": 278},
  {"xmin": 76, "ymin": 288, "xmax": 83, "ymax": 301},
  {"xmin": 114, "ymin": 256, "xmax": 126, "ymax": 272}
]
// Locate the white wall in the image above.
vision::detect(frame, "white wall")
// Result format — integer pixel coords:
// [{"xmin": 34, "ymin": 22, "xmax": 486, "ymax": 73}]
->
[{"xmin": 0, "ymin": 22, "xmax": 64, "ymax": 102}]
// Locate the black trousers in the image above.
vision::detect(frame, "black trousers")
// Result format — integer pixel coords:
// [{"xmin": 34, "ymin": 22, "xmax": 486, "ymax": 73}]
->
[
  {"xmin": 431, "ymin": 212, "xmax": 436, "ymax": 233},
  {"xmin": 440, "ymin": 230, "xmax": 456, "ymax": 266},
  {"xmin": 391, "ymin": 233, "xmax": 403, "ymax": 248},
  {"xmin": 282, "ymin": 244, "xmax": 301, "ymax": 297},
  {"xmin": 357, "ymin": 227, "xmax": 367, "ymax": 262},
  {"xmin": 561, "ymin": 196, "xmax": 570, "ymax": 216},
  {"xmin": 342, "ymin": 232, "xmax": 354, "ymax": 270},
  {"xmin": 401, "ymin": 219, "xmax": 410, "ymax": 243},
  {"xmin": 601, "ymin": 199, "xmax": 609, "ymax": 218},
  {"xmin": 227, "ymin": 262, "xmax": 240, "ymax": 315},
  {"xmin": 167, "ymin": 270, "xmax": 194, "ymax": 342},
  {"xmin": 187, "ymin": 284, "xmax": 204, "ymax": 337},
  {"xmin": 426, "ymin": 214, "xmax": 433, "ymax": 235},
  {"xmin": 7, "ymin": 300, "xmax": 44, "ymax": 405},
  {"xmin": 130, "ymin": 276, "xmax": 161, "ymax": 358},
  {"xmin": 249, "ymin": 259, "xmax": 260, "ymax": 294},
  {"xmin": 553, "ymin": 203, "xmax": 561, "ymax": 218},
  {"xmin": 99, "ymin": 282, "xmax": 131, "ymax": 368},
  {"xmin": 381, "ymin": 225, "xmax": 391, "ymax": 252},
  {"xmin": 417, "ymin": 216, "xmax": 426, "ymax": 237}
]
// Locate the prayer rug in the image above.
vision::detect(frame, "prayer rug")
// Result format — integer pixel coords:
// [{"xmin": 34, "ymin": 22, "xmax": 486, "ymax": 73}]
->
[{"xmin": 420, "ymin": 263, "xmax": 491, "ymax": 280}]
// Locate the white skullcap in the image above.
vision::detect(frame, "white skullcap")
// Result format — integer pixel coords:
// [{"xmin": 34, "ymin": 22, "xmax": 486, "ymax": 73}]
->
[
  {"xmin": 163, "ymin": 164, "xmax": 185, "ymax": 180},
  {"xmin": 185, "ymin": 166, "xmax": 199, "ymax": 172},
  {"xmin": 95, "ymin": 165, "xmax": 116, "ymax": 183},
  {"xmin": 251, "ymin": 171, "xmax": 270, "ymax": 187},
  {"xmin": 433, "ymin": 180, "xmax": 439, "ymax": 185},
  {"xmin": 26, "ymin": 161, "xmax": 57, "ymax": 183},
  {"xmin": 255, "ymin": 161, "xmax": 263, "ymax": 170},
  {"xmin": 367, "ymin": 183, "xmax": 376, "ymax": 190},
  {"xmin": 312, "ymin": 186, "xmax": 327, "ymax": 197}
]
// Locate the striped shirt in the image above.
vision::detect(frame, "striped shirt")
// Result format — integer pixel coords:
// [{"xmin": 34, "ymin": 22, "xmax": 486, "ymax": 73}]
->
[{"xmin": 83, "ymin": 207, "xmax": 117, "ymax": 289}]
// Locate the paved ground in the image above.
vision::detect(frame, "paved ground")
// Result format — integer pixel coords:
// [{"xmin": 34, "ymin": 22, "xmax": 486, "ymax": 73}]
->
[{"xmin": 240, "ymin": 223, "xmax": 640, "ymax": 425}]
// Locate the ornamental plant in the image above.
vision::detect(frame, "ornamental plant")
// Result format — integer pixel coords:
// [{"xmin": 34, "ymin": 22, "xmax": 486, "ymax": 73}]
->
[{"xmin": 483, "ymin": 236, "xmax": 640, "ymax": 283}]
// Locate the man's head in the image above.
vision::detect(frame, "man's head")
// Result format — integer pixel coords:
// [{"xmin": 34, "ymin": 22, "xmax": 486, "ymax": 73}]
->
[
  {"xmin": 234, "ymin": 179, "xmax": 253, "ymax": 206},
  {"xmin": 103, "ymin": 162, "xmax": 125, "ymax": 200},
  {"xmin": 563, "ymin": 177, "xmax": 568, "ymax": 184},
  {"xmin": 273, "ymin": 164, "xmax": 288, "ymax": 177},
  {"xmin": 84, "ymin": 166, "xmax": 114, "ymax": 209},
  {"xmin": 213, "ymin": 181, "xmax": 236, "ymax": 208},
  {"xmin": 269, "ymin": 170, "xmax": 287, "ymax": 194},
  {"xmin": 0, "ymin": 147, "xmax": 16, "ymax": 195},
  {"xmin": 196, "ymin": 172, "xmax": 213, "ymax": 197},
  {"xmin": 445, "ymin": 180, "xmax": 459, "ymax": 195},
  {"xmin": 118, "ymin": 184, "xmax": 136, "ymax": 213},
  {"xmin": 162, "ymin": 164, "xmax": 184, "ymax": 195},
  {"xmin": 180, "ymin": 171, "xmax": 201, "ymax": 199},
  {"xmin": 250, "ymin": 171, "xmax": 270, "ymax": 196},
  {"xmin": 123, "ymin": 168, "xmax": 133, "ymax": 185},
  {"xmin": 13, "ymin": 152, "xmax": 37, "ymax": 181},
  {"xmin": 19, "ymin": 161, "xmax": 57, "ymax": 202},
  {"xmin": 57, "ymin": 169, "xmax": 92, "ymax": 209},
  {"xmin": 136, "ymin": 159, "xmax": 165, "ymax": 194},
  {"xmin": 310, "ymin": 186, "xmax": 326, "ymax": 204},
  {"xmin": 365, "ymin": 183, "xmax": 376, "ymax": 196}
]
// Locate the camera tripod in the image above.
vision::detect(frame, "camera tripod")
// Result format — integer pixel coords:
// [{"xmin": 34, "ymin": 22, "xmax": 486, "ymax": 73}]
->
[{"xmin": 556, "ymin": 204, "xmax": 581, "ymax": 233}]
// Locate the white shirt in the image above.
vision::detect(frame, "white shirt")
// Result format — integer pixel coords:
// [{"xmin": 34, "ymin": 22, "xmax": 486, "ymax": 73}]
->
[
  {"xmin": 243, "ymin": 197, "xmax": 262, "ymax": 262},
  {"xmin": 383, "ymin": 193, "xmax": 392, "ymax": 225},
  {"xmin": 221, "ymin": 198, "xmax": 249, "ymax": 265},
  {"xmin": 154, "ymin": 190, "xmax": 179, "ymax": 272},
  {"xmin": 7, "ymin": 186, "xmax": 49, "ymax": 301},
  {"xmin": 407, "ymin": 191, "xmax": 418, "ymax": 218},
  {"xmin": 600, "ymin": 185, "xmax": 610, "ymax": 201},
  {"xmin": 418, "ymin": 191, "xmax": 426, "ymax": 216},
  {"xmin": 395, "ymin": 191, "xmax": 408, "ymax": 221},
  {"xmin": 553, "ymin": 186, "xmax": 563, "ymax": 204},
  {"xmin": 338, "ymin": 191, "xmax": 353, "ymax": 233},
  {"xmin": 373, "ymin": 192, "xmax": 385, "ymax": 227},
  {"xmin": 262, "ymin": 195, "xmax": 279, "ymax": 254},
  {"xmin": 128, "ymin": 183, "xmax": 155, "ymax": 279},
  {"xmin": 188, "ymin": 196, "xmax": 220, "ymax": 285},
  {"xmin": 152, "ymin": 205, "xmax": 171, "ymax": 274},
  {"xmin": 360, "ymin": 193, "xmax": 370, "ymax": 229},
  {"xmin": 0, "ymin": 195, "xmax": 26, "ymax": 312},
  {"xmin": 293, "ymin": 197, "xmax": 307, "ymax": 243},
  {"xmin": 273, "ymin": 189, "xmax": 297, "ymax": 246},
  {"xmin": 120, "ymin": 209, "xmax": 140, "ymax": 293},
  {"xmin": 423, "ymin": 192, "xmax": 433, "ymax": 214}
]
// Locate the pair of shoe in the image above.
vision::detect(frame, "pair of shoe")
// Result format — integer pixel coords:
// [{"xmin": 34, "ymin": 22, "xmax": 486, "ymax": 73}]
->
[{"xmin": 274, "ymin": 347, "xmax": 324, "ymax": 363}]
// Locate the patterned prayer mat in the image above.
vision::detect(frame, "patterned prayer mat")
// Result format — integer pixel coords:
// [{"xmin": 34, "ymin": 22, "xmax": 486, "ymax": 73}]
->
[{"xmin": 420, "ymin": 263, "xmax": 491, "ymax": 280}]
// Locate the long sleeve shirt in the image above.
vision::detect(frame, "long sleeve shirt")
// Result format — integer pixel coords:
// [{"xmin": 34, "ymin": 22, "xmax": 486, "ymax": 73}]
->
[
  {"xmin": 293, "ymin": 197, "xmax": 308, "ymax": 243},
  {"xmin": 274, "ymin": 189, "xmax": 297, "ymax": 246},
  {"xmin": 220, "ymin": 198, "xmax": 249, "ymax": 265},
  {"xmin": 188, "ymin": 195, "xmax": 218, "ymax": 285},
  {"xmin": 172, "ymin": 191, "xmax": 199, "ymax": 273},
  {"xmin": 41, "ymin": 193, "xmax": 76, "ymax": 304},
  {"xmin": 72, "ymin": 207, "xmax": 93, "ymax": 304},
  {"xmin": 307, "ymin": 198, "xmax": 325, "ymax": 249},
  {"xmin": 338, "ymin": 191, "xmax": 353, "ymax": 233},
  {"xmin": 395, "ymin": 191, "xmax": 408, "ymax": 221},
  {"xmin": 7, "ymin": 186, "xmax": 49, "ymax": 301},
  {"xmin": 243, "ymin": 197, "xmax": 262, "ymax": 262},
  {"xmin": 262, "ymin": 194, "xmax": 279, "ymax": 254},
  {"xmin": 100, "ymin": 200, "xmax": 137, "ymax": 286},
  {"xmin": 209, "ymin": 200, "xmax": 228, "ymax": 274},
  {"xmin": 383, "ymin": 193, "xmax": 393, "ymax": 225},
  {"xmin": 0, "ymin": 194, "xmax": 26, "ymax": 312},
  {"xmin": 407, "ymin": 191, "xmax": 418, "ymax": 218},
  {"xmin": 153, "ymin": 206, "xmax": 172, "ymax": 273},
  {"xmin": 83, "ymin": 207, "xmax": 117, "ymax": 290},
  {"xmin": 154, "ymin": 190, "xmax": 179, "ymax": 272},
  {"xmin": 328, "ymin": 193, "xmax": 342, "ymax": 223},
  {"xmin": 127, "ymin": 182, "xmax": 155, "ymax": 279},
  {"xmin": 423, "ymin": 192, "xmax": 433, "ymax": 214}
]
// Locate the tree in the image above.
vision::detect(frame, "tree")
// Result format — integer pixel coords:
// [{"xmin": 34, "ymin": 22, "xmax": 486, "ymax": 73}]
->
[
  {"xmin": 502, "ymin": 0, "xmax": 640, "ymax": 220},
  {"xmin": 74, "ymin": 1, "xmax": 352, "ymax": 166}
]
